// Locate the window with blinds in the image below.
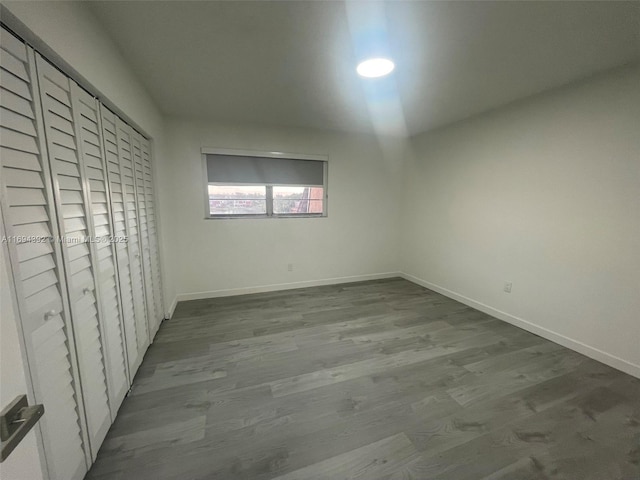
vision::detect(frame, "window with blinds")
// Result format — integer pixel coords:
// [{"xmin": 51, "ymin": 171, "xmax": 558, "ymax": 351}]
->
[{"xmin": 203, "ymin": 149, "xmax": 328, "ymax": 218}]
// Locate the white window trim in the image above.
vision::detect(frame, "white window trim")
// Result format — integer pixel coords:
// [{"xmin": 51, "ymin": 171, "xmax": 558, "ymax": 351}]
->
[{"xmin": 201, "ymin": 147, "xmax": 329, "ymax": 220}]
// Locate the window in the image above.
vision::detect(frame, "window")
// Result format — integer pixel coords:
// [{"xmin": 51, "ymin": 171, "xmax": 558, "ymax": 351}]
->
[
  {"xmin": 273, "ymin": 186, "xmax": 324, "ymax": 214},
  {"xmin": 208, "ymin": 185, "xmax": 267, "ymax": 215},
  {"xmin": 203, "ymin": 148, "xmax": 328, "ymax": 218}
]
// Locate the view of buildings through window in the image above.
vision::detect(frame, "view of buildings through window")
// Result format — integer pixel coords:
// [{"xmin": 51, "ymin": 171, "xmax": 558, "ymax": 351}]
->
[
  {"xmin": 273, "ymin": 186, "xmax": 324, "ymax": 214},
  {"xmin": 209, "ymin": 185, "xmax": 324, "ymax": 216}
]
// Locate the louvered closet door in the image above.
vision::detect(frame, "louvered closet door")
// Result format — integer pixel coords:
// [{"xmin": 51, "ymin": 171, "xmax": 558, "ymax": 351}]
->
[
  {"xmin": 141, "ymin": 136, "xmax": 165, "ymax": 331},
  {"xmin": 116, "ymin": 120, "xmax": 149, "ymax": 365},
  {"xmin": 72, "ymin": 83, "xmax": 129, "ymax": 411},
  {"xmin": 0, "ymin": 28, "xmax": 89, "ymax": 480},
  {"xmin": 36, "ymin": 54, "xmax": 111, "ymax": 458},
  {"xmin": 131, "ymin": 130, "xmax": 157, "ymax": 337},
  {"xmin": 99, "ymin": 106, "xmax": 141, "ymax": 376}
]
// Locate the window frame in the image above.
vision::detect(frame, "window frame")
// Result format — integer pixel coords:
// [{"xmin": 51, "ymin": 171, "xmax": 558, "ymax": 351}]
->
[{"xmin": 202, "ymin": 148, "xmax": 328, "ymax": 220}]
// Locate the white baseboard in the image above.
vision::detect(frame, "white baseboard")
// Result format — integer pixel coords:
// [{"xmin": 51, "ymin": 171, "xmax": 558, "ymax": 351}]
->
[
  {"xmin": 400, "ymin": 272, "xmax": 640, "ymax": 379},
  {"xmin": 175, "ymin": 272, "xmax": 401, "ymax": 303},
  {"xmin": 166, "ymin": 296, "xmax": 178, "ymax": 319}
]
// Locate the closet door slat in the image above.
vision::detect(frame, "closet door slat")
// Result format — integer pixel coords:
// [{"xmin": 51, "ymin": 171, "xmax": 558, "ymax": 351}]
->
[
  {"xmin": 140, "ymin": 137, "xmax": 165, "ymax": 331},
  {"xmin": 36, "ymin": 54, "xmax": 111, "ymax": 460},
  {"xmin": 131, "ymin": 130, "xmax": 157, "ymax": 336},
  {"xmin": 100, "ymin": 106, "xmax": 142, "ymax": 375},
  {"xmin": 72, "ymin": 83, "xmax": 129, "ymax": 413},
  {"xmin": 116, "ymin": 119, "xmax": 149, "ymax": 368}
]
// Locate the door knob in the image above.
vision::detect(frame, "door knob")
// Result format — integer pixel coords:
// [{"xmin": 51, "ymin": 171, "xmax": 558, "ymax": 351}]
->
[{"xmin": 0, "ymin": 395, "xmax": 45, "ymax": 462}]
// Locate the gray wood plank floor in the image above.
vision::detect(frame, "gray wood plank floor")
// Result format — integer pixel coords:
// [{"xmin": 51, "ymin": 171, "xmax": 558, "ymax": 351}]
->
[{"xmin": 87, "ymin": 278, "xmax": 640, "ymax": 480}]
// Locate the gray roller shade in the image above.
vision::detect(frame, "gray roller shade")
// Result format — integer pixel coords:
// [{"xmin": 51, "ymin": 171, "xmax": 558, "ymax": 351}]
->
[{"xmin": 207, "ymin": 154, "xmax": 325, "ymax": 186}]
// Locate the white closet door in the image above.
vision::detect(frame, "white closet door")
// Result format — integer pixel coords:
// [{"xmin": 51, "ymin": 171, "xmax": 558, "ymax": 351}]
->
[
  {"xmin": 141, "ymin": 136, "xmax": 165, "ymax": 331},
  {"xmin": 72, "ymin": 83, "xmax": 129, "ymax": 412},
  {"xmin": 131, "ymin": 130, "xmax": 157, "ymax": 337},
  {"xmin": 116, "ymin": 118, "xmax": 150, "ymax": 370},
  {"xmin": 0, "ymin": 28, "xmax": 89, "ymax": 480},
  {"xmin": 100, "ymin": 106, "xmax": 141, "ymax": 376},
  {"xmin": 35, "ymin": 54, "xmax": 111, "ymax": 458}
]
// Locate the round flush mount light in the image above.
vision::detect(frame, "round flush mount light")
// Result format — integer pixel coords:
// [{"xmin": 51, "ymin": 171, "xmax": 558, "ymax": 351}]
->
[{"xmin": 356, "ymin": 58, "xmax": 395, "ymax": 78}]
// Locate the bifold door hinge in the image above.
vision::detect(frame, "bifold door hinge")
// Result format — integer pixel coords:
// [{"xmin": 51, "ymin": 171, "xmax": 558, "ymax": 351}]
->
[{"xmin": 0, "ymin": 395, "xmax": 44, "ymax": 462}]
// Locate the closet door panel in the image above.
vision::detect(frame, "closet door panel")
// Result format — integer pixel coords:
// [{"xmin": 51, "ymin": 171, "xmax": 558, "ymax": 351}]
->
[
  {"xmin": 72, "ymin": 83, "xmax": 129, "ymax": 411},
  {"xmin": 141, "ymin": 137, "xmax": 164, "ymax": 331},
  {"xmin": 116, "ymin": 119, "xmax": 149, "ymax": 364},
  {"xmin": 0, "ymin": 29, "xmax": 88, "ymax": 480},
  {"xmin": 131, "ymin": 131, "xmax": 157, "ymax": 336},
  {"xmin": 36, "ymin": 54, "xmax": 111, "ymax": 457},
  {"xmin": 100, "ymin": 106, "xmax": 141, "ymax": 375}
]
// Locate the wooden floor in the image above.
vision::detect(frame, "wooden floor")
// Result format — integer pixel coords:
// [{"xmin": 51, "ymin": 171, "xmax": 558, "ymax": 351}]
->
[{"xmin": 87, "ymin": 278, "xmax": 640, "ymax": 480}]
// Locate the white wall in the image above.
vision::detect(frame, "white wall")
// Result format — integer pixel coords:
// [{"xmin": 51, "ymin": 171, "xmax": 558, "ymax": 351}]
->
[
  {"xmin": 401, "ymin": 65, "xmax": 640, "ymax": 377},
  {"xmin": 2, "ymin": 0, "xmax": 176, "ymax": 311},
  {"xmin": 161, "ymin": 118, "xmax": 405, "ymax": 308}
]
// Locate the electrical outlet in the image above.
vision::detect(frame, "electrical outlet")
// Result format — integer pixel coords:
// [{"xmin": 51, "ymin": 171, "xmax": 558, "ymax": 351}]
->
[
  {"xmin": 504, "ymin": 282, "xmax": 512, "ymax": 293},
  {"xmin": 287, "ymin": 263, "xmax": 293, "ymax": 272}
]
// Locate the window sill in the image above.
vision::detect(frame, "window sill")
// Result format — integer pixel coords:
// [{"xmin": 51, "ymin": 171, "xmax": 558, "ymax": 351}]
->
[{"xmin": 205, "ymin": 214, "xmax": 327, "ymax": 220}]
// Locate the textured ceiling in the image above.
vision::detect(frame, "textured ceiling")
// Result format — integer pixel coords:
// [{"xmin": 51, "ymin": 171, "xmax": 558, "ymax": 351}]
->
[{"xmin": 89, "ymin": 1, "xmax": 640, "ymax": 136}]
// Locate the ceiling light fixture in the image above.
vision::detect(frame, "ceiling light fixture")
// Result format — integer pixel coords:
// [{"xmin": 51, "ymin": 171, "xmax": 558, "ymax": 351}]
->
[{"xmin": 356, "ymin": 58, "xmax": 395, "ymax": 78}]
